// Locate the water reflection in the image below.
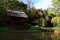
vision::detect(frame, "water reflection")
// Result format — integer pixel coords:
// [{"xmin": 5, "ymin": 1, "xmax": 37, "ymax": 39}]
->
[{"xmin": 7, "ymin": 29, "xmax": 60, "ymax": 40}]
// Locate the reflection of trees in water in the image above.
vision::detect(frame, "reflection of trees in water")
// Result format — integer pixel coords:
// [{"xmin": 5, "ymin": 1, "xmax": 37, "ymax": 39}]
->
[
  {"xmin": 2, "ymin": 29, "xmax": 60, "ymax": 40},
  {"xmin": 44, "ymin": 35, "xmax": 52, "ymax": 40}
]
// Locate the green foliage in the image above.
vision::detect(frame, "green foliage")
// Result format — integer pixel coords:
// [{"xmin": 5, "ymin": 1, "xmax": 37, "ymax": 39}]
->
[
  {"xmin": 0, "ymin": 0, "xmax": 7, "ymax": 17},
  {"xmin": 52, "ymin": 0, "xmax": 60, "ymax": 15},
  {"xmin": 28, "ymin": 7, "xmax": 38, "ymax": 24},
  {"xmin": 0, "ymin": 0, "xmax": 27, "ymax": 14},
  {"xmin": 29, "ymin": 7, "xmax": 37, "ymax": 17},
  {"xmin": 51, "ymin": 16, "xmax": 60, "ymax": 27},
  {"xmin": 48, "ymin": 8, "xmax": 56, "ymax": 15},
  {"xmin": 52, "ymin": 0, "xmax": 60, "ymax": 8},
  {"xmin": 7, "ymin": 0, "xmax": 27, "ymax": 11}
]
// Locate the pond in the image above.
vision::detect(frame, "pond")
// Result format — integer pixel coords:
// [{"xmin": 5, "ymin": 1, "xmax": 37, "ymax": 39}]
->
[{"xmin": 0, "ymin": 29, "xmax": 60, "ymax": 40}]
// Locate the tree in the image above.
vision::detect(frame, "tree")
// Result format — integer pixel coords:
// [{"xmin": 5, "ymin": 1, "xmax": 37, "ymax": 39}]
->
[
  {"xmin": 51, "ymin": 16, "xmax": 60, "ymax": 27},
  {"xmin": 27, "ymin": 7, "xmax": 37, "ymax": 25},
  {"xmin": 52, "ymin": 0, "xmax": 60, "ymax": 8},
  {"xmin": 0, "ymin": 0, "xmax": 8, "ymax": 17},
  {"xmin": 52, "ymin": 0, "xmax": 60, "ymax": 15},
  {"xmin": 0, "ymin": 0, "xmax": 27, "ymax": 16},
  {"xmin": 48, "ymin": 8, "xmax": 56, "ymax": 15},
  {"xmin": 50, "ymin": 0, "xmax": 60, "ymax": 27},
  {"xmin": 7, "ymin": 0, "xmax": 27, "ymax": 11},
  {"xmin": 29, "ymin": 7, "xmax": 37, "ymax": 17},
  {"xmin": 37, "ymin": 9, "xmax": 44, "ymax": 18}
]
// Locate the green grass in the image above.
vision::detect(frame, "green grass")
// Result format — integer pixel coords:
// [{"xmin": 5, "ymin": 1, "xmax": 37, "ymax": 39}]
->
[
  {"xmin": 31, "ymin": 25, "xmax": 45, "ymax": 30},
  {"xmin": 0, "ymin": 26, "xmax": 8, "ymax": 31},
  {"xmin": 0, "ymin": 25, "xmax": 60, "ymax": 32}
]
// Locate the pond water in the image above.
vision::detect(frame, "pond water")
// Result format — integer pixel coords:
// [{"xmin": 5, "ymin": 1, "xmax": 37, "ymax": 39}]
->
[
  {"xmin": 0, "ymin": 30, "xmax": 60, "ymax": 40},
  {"xmin": 9, "ymin": 31, "xmax": 60, "ymax": 40}
]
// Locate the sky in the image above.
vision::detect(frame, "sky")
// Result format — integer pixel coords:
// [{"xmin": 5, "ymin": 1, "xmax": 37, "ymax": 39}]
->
[{"xmin": 18, "ymin": 0, "xmax": 52, "ymax": 10}]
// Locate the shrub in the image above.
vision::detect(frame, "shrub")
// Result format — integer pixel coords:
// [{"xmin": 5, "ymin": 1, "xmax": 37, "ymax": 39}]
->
[{"xmin": 51, "ymin": 16, "xmax": 60, "ymax": 27}]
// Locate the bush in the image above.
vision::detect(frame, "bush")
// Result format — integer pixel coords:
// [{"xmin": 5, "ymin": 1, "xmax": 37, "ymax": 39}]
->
[{"xmin": 51, "ymin": 16, "xmax": 60, "ymax": 27}]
